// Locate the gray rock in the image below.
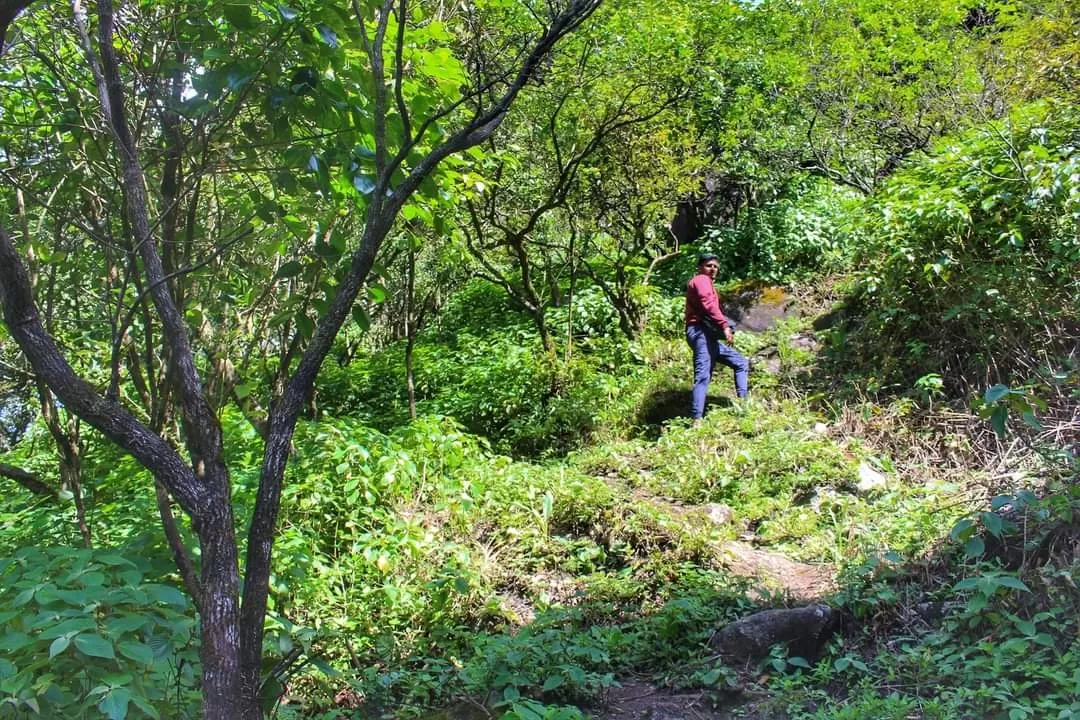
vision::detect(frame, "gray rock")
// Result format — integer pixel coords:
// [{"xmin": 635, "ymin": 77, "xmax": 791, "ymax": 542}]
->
[
  {"xmin": 705, "ymin": 503, "xmax": 735, "ymax": 525},
  {"xmin": 856, "ymin": 462, "xmax": 887, "ymax": 493},
  {"xmin": 788, "ymin": 332, "xmax": 820, "ymax": 352},
  {"xmin": 915, "ymin": 601, "xmax": 964, "ymax": 622},
  {"xmin": 709, "ymin": 604, "xmax": 836, "ymax": 663}
]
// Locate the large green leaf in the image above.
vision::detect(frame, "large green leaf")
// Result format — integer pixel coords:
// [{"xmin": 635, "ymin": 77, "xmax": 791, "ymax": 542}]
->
[
  {"xmin": 117, "ymin": 641, "xmax": 155, "ymax": 666},
  {"xmin": 98, "ymin": 687, "xmax": 131, "ymax": 720},
  {"xmin": 224, "ymin": 4, "xmax": 257, "ymax": 29},
  {"xmin": 74, "ymin": 633, "xmax": 116, "ymax": 659}
]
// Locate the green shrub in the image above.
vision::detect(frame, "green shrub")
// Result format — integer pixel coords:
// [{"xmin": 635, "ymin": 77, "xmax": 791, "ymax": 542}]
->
[
  {"xmin": 699, "ymin": 176, "xmax": 858, "ymax": 283},
  {"xmin": 0, "ymin": 545, "xmax": 198, "ymax": 719},
  {"xmin": 830, "ymin": 101, "xmax": 1080, "ymax": 391}
]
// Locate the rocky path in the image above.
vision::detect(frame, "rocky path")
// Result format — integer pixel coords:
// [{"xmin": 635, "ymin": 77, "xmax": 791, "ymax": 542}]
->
[{"xmin": 585, "ymin": 468, "xmax": 839, "ymax": 720}]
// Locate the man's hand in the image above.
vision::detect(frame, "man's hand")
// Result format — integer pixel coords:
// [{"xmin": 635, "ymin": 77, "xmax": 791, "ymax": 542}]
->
[{"xmin": 724, "ymin": 327, "xmax": 734, "ymax": 344}]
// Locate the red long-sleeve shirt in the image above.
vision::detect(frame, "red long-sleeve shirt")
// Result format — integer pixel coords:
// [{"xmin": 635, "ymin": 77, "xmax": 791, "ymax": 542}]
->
[{"xmin": 684, "ymin": 273, "xmax": 730, "ymax": 330}]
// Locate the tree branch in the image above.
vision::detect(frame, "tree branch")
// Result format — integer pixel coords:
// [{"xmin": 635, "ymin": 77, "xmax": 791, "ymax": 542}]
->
[
  {"xmin": 93, "ymin": 0, "xmax": 225, "ymax": 482},
  {"xmin": 0, "ymin": 226, "xmax": 206, "ymax": 515},
  {"xmin": 154, "ymin": 481, "xmax": 203, "ymax": 612},
  {"xmin": 0, "ymin": 0, "xmax": 36, "ymax": 56},
  {"xmin": 238, "ymin": 0, "xmax": 604, "ymax": 685},
  {"xmin": 0, "ymin": 462, "xmax": 58, "ymax": 498}
]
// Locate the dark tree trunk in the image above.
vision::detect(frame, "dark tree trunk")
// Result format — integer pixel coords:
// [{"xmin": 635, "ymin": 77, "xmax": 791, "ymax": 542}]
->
[
  {"xmin": 0, "ymin": 462, "xmax": 58, "ymax": 498},
  {"xmin": 0, "ymin": 3, "xmax": 603, "ymax": 719}
]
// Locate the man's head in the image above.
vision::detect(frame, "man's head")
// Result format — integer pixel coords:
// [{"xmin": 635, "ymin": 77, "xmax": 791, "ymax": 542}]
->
[{"xmin": 697, "ymin": 253, "xmax": 719, "ymax": 279}]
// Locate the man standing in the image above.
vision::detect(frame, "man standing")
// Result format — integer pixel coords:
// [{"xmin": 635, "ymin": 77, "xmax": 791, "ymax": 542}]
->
[{"xmin": 684, "ymin": 253, "xmax": 749, "ymax": 419}]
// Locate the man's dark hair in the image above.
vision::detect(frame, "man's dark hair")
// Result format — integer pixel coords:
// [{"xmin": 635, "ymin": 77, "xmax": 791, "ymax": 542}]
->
[{"xmin": 697, "ymin": 253, "xmax": 719, "ymax": 266}]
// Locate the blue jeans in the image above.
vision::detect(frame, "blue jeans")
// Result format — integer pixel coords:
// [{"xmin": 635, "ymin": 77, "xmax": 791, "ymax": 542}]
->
[{"xmin": 686, "ymin": 324, "xmax": 749, "ymax": 418}]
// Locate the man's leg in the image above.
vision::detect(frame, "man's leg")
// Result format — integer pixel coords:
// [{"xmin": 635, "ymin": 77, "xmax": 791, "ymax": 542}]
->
[
  {"xmin": 686, "ymin": 326, "xmax": 713, "ymax": 419},
  {"xmin": 713, "ymin": 341, "xmax": 750, "ymax": 398}
]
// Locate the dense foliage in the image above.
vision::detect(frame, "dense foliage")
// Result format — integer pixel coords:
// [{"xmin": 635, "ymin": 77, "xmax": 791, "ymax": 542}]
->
[{"xmin": 827, "ymin": 102, "xmax": 1080, "ymax": 391}]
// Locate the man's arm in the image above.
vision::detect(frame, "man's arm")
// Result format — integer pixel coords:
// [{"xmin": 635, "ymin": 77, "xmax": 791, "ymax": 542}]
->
[
  {"xmin": 689, "ymin": 277, "xmax": 729, "ymax": 328},
  {"xmin": 689, "ymin": 276, "xmax": 735, "ymax": 343}
]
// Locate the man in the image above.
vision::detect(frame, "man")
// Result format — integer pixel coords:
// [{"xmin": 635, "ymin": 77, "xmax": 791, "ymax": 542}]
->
[{"xmin": 684, "ymin": 253, "xmax": 749, "ymax": 419}]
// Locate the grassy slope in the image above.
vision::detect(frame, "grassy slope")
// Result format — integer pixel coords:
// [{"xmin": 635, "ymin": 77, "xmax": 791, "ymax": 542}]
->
[
  {"xmin": 272, "ymin": 302, "xmax": 1076, "ymax": 720},
  {"xmin": 0, "ymin": 292, "xmax": 1076, "ymax": 720}
]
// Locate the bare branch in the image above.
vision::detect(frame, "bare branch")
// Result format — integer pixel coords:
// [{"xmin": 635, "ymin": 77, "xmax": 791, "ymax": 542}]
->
[
  {"xmin": 0, "ymin": 462, "xmax": 58, "ymax": 498},
  {"xmin": 154, "ymin": 481, "xmax": 204, "ymax": 612}
]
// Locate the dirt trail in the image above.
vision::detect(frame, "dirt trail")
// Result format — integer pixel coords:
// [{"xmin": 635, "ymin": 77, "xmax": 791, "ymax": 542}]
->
[
  {"xmin": 585, "ymin": 482, "xmax": 832, "ymax": 720},
  {"xmin": 629, "ymin": 490, "xmax": 837, "ymax": 602},
  {"xmin": 597, "ymin": 682, "xmax": 744, "ymax": 720}
]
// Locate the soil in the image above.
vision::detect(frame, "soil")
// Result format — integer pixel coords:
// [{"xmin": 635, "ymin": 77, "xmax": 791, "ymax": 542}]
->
[{"xmin": 596, "ymin": 681, "xmax": 776, "ymax": 720}]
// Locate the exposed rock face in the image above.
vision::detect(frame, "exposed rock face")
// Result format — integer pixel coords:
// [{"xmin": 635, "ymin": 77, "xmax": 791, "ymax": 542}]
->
[
  {"xmin": 709, "ymin": 604, "xmax": 837, "ymax": 663},
  {"xmin": 718, "ymin": 542, "xmax": 835, "ymax": 601},
  {"xmin": 722, "ymin": 286, "xmax": 796, "ymax": 333}
]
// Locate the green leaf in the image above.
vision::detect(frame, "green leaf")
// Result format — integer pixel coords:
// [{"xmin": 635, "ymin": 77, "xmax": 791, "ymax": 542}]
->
[
  {"xmin": 12, "ymin": 587, "xmax": 35, "ymax": 607},
  {"xmin": 317, "ymin": 24, "xmax": 339, "ymax": 48},
  {"xmin": 701, "ymin": 667, "xmax": 724, "ymax": 684},
  {"xmin": 950, "ymin": 517, "xmax": 974, "ymax": 541},
  {"xmin": 1013, "ymin": 618, "xmax": 1036, "ymax": 636},
  {"xmin": 352, "ymin": 305, "xmax": 370, "ymax": 333},
  {"xmin": 833, "ymin": 657, "xmax": 851, "ymax": 671},
  {"xmin": 118, "ymin": 641, "xmax": 155, "ymax": 666},
  {"xmin": 953, "ymin": 577, "xmax": 980, "ymax": 591},
  {"xmin": 224, "ymin": 4, "xmax": 256, "ymax": 29},
  {"xmin": 367, "ymin": 283, "xmax": 388, "ymax": 303},
  {"xmin": 49, "ymin": 634, "xmax": 72, "ymax": 658},
  {"xmin": 542, "ymin": 674, "xmax": 564, "ymax": 691},
  {"xmin": 98, "ymin": 687, "xmax": 131, "ymax": 720},
  {"xmin": 990, "ymin": 405, "xmax": 1008, "ymax": 437},
  {"xmin": 963, "ymin": 536, "xmax": 985, "ymax": 558},
  {"xmin": 311, "ymin": 657, "xmax": 341, "ymax": 678},
  {"xmin": 295, "ymin": 313, "xmax": 315, "ymax": 340},
  {"xmin": 353, "ymin": 175, "xmax": 376, "ymax": 195},
  {"xmin": 990, "ymin": 495, "xmax": 1013, "ymax": 511},
  {"xmin": 991, "ymin": 575, "xmax": 1030, "ymax": 592},
  {"xmin": 74, "ymin": 633, "xmax": 116, "ymax": 659},
  {"xmin": 984, "ymin": 384, "xmax": 1011, "ymax": 404},
  {"xmin": 40, "ymin": 617, "xmax": 96, "ymax": 639},
  {"xmin": 275, "ymin": 261, "xmax": 304, "ymax": 280},
  {"xmin": 0, "ymin": 632, "xmax": 33, "ymax": 651},
  {"xmin": 787, "ymin": 656, "xmax": 811, "ymax": 669},
  {"xmin": 503, "ymin": 686, "xmax": 520, "ymax": 703},
  {"xmin": 145, "ymin": 584, "xmax": 187, "ymax": 607},
  {"xmin": 1021, "ymin": 409, "xmax": 1042, "ymax": 430},
  {"xmin": 981, "ymin": 511, "xmax": 1004, "ymax": 538},
  {"xmin": 130, "ymin": 694, "xmax": 161, "ymax": 720},
  {"xmin": 106, "ymin": 614, "xmax": 150, "ymax": 637}
]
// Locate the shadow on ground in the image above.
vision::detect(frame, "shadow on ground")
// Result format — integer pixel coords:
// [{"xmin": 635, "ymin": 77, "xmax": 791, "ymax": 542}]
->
[{"xmin": 636, "ymin": 389, "xmax": 732, "ymax": 435}]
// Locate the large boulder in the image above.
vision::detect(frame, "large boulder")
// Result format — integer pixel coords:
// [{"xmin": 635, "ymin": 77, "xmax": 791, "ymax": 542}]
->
[
  {"xmin": 722, "ymin": 286, "xmax": 797, "ymax": 334},
  {"xmin": 709, "ymin": 604, "xmax": 837, "ymax": 663}
]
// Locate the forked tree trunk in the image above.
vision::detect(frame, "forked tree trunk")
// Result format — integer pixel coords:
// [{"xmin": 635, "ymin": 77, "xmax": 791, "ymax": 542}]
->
[{"xmin": 0, "ymin": 3, "xmax": 603, "ymax": 718}]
